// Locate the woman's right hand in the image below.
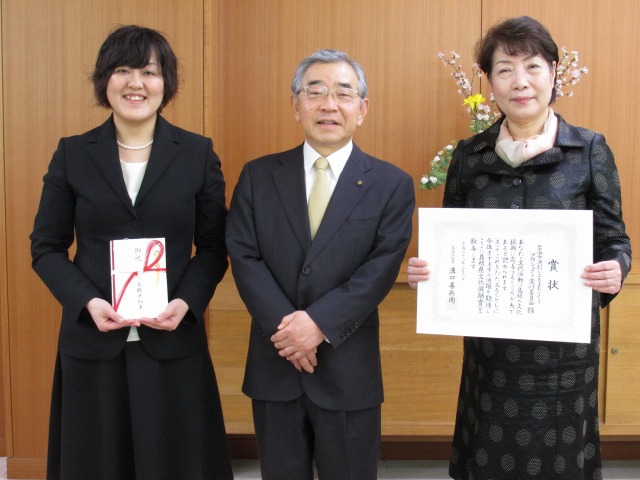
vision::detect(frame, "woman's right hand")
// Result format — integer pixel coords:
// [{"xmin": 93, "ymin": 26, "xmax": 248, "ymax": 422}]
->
[
  {"xmin": 407, "ymin": 257, "xmax": 430, "ymax": 289},
  {"xmin": 86, "ymin": 298, "xmax": 139, "ymax": 331}
]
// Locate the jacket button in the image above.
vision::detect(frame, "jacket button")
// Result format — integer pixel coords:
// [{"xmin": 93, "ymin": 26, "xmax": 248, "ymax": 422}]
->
[
  {"xmin": 512, "ymin": 178, "xmax": 522, "ymax": 186},
  {"xmin": 302, "ymin": 267, "xmax": 311, "ymax": 275}
]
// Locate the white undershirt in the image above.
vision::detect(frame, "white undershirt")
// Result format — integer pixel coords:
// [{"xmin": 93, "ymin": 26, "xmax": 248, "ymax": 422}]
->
[
  {"xmin": 120, "ymin": 160, "xmax": 149, "ymax": 342},
  {"xmin": 120, "ymin": 160, "xmax": 148, "ymax": 205}
]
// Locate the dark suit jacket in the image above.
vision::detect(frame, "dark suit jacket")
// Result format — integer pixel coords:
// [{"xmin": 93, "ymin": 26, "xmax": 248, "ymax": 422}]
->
[
  {"xmin": 30, "ymin": 115, "xmax": 228, "ymax": 360},
  {"xmin": 444, "ymin": 113, "xmax": 632, "ymax": 307},
  {"xmin": 226, "ymin": 143, "xmax": 415, "ymax": 411}
]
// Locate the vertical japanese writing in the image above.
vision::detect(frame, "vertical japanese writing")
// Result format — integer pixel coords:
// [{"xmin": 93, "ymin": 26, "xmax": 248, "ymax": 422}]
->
[
  {"xmin": 528, "ymin": 252, "xmax": 536, "ymax": 314},
  {"xmin": 548, "ymin": 258, "xmax": 560, "ymax": 291},
  {"xmin": 137, "ymin": 281, "xmax": 143, "ymax": 310},
  {"xmin": 537, "ymin": 245, "xmax": 543, "ymax": 304},
  {"xmin": 442, "ymin": 234, "xmax": 560, "ymax": 317},
  {"xmin": 477, "ymin": 238, "xmax": 485, "ymax": 313},
  {"xmin": 502, "ymin": 239, "xmax": 509, "ymax": 294},
  {"xmin": 509, "ymin": 239, "xmax": 517, "ymax": 314},
  {"xmin": 470, "ymin": 238, "xmax": 477, "ymax": 270},
  {"xmin": 449, "ymin": 245, "xmax": 456, "ymax": 304},
  {"xmin": 516, "ymin": 240, "xmax": 524, "ymax": 315},
  {"xmin": 460, "ymin": 241, "xmax": 466, "ymax": 281},
  {"xmin": 494, "ymin": 238, "xmax": 502, "ymax": 314},
  {"xmin": 486, "ymin": 238, "xmax": 493, "ymax": 312}
]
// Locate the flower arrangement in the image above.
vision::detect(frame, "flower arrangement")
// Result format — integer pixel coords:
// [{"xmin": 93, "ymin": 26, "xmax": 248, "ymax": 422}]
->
[{"xmin": 420, "ymin": 48, "xmax": 588, "ymax": 190}]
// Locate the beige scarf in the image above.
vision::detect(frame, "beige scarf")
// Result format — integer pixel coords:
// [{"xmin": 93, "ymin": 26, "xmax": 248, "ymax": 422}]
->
[{"xmin": 495, "ymin": 109, "xmax": 558, "ymax": 168}]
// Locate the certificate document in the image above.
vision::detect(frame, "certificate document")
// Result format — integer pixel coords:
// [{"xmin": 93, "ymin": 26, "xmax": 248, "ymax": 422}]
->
[
  {"xmin": 110, "ymin": 238, "xmax": 168, "ymax": 318},
  {"xmin": 417, "ymin": 208, "xmax": 593, "ymax": 343}
]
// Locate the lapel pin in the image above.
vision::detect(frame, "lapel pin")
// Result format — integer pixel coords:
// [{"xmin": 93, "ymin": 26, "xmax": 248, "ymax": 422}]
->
[{"xmin": 357, "ymin": 180, "xmax": 363, "ymax": 186}]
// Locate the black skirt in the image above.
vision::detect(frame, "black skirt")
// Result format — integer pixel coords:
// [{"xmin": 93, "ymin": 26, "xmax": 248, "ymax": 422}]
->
[
  {"xmin": 47, "ymin": 341, "xmax": 233, "ymax": 480},
  {"xmin": 449, "ymin": 300, "xmax": 603, "ymax": 480}
]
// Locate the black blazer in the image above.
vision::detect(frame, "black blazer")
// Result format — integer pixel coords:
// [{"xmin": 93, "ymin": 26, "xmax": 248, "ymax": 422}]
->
[
  {"xmin": 226, "ymin": 143, "xmax": 415, "ymax": 411},
  {"xmin": 444, "ymin": 114, "xmax": 632, "ymax": 307},
  {"xmin": 31, "ymin": 115, "xmax": 228, "ymax": 360}
]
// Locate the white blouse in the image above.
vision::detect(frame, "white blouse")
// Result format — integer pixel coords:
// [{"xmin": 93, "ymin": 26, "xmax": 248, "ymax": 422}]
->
[{"xmin": 120, "ymin": 160, "xmax": 149, "ymax": 342}]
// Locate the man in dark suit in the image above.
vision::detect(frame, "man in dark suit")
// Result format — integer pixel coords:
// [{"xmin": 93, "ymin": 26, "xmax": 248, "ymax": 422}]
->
[{"xmin": 226, "ymin": 49, "xmax": 415, "ymax": 480}]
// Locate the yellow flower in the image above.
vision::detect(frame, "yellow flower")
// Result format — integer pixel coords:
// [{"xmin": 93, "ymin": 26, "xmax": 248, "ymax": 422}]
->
[{"xmin": 463, "ymin": 93, "xmax": 486, "ymax": 112}]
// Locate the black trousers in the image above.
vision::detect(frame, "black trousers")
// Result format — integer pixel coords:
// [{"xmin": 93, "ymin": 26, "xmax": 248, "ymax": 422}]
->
[{"xmin": 252, "ymin": 395, "xmax": 381, "ymax": 480}]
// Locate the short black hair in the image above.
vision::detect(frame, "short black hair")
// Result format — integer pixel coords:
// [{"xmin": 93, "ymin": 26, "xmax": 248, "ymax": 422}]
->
[
  {"xmin": 91, "ymin": 25, "xmax": 178, "ymax": 112},
  {"xmin": 475, "ymin": 16, "xmax": 559, "ymax": 103}
]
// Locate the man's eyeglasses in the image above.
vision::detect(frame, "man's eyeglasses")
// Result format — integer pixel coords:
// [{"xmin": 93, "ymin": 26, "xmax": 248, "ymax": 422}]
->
[{"xmin": 299, "ymin": 85, "xmax": 360, "ymax": 103}]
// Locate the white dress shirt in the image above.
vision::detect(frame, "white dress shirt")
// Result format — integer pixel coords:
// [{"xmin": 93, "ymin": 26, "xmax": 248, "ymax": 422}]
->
[{"xmin": 303, "ymin": 141, "xmax": 353, "ymax": 201}]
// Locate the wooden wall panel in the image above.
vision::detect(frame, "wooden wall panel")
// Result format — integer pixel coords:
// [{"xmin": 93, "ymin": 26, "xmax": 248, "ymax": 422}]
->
[
  {"xmin": 1, "ymin": 0, "xmax": 204, "ymax": 468},
  {"xmin": 0, "ymin": 0, "xmax": 6, "ymax": 456},
  {"xmin": 379, "ymin": 285, "xmax": 462, "ymax": 435},
  {"xmin": 209, "ymin": 275, "xmax": 254, "ymax": 433},
  {"xmin": 605, "ymin": 274, "xmax": 640, "ymax": 426},
  {"xmin": 210, "ymin": 0, "xmax": 481, "ymax": 259}
]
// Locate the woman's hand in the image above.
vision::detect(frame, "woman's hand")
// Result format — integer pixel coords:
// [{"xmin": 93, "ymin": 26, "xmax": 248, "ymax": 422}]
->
[
  {"xmin": 86, "ymin": 297, "xmax": 138, "ymax": 331},
  {"xmin": 581, "ymin": 260, "xmax": 622, "ymax": 294},
  {"xmin": 407, "ymin": 257, "xmax": 430, "ymax": 289},
  {"xmin": 138, "ymin": 298, "xmax": 189, "ymax": 331}
]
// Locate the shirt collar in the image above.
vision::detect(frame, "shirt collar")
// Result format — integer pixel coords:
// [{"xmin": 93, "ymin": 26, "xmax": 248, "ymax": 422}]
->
[{"xmin": 303, "ymin": 141, "xmax": 353, "ymax": 179}]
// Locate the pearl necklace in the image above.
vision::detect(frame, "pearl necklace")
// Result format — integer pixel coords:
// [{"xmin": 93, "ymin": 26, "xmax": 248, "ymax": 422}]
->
[{"xmin": 117, "ymin": 139, "xmax": 154, "ymax": 150}]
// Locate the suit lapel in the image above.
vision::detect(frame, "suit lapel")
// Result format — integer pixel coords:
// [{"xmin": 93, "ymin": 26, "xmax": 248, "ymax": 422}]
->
[
  {"xmin": 307, "ymin": 145, "xmax": 372, "ymax": 257},
  {"xmin": 86, "ymin": 116, "xmax": 135, "ymax": 214},
  {"xmin": 137, "ymin": 116, "xmax": 180, "ymax": 205},
  {"xmin": 272, "ymin": 146, "xmax": 310, "ymax": 250},
  {"xmin": 86, "ymin": 115, "xmax": 181, "ymax": 213}
]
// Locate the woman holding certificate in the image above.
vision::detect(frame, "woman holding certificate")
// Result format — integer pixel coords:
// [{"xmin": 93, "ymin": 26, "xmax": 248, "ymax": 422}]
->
[
  {"xmin": 30, "ymin": 26, "xmax": 233, "ymax": 479},
  {"xmin": 408, "ymin": 16, "xmax": 631, "ymax": 480}
]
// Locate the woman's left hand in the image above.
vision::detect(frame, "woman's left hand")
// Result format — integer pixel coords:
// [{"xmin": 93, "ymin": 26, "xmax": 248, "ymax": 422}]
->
[
  {"xmin": 407, "ymin": 257, "xmax": 430, "ymax": 289},
  {"xmin": 581, "ymin": 260, "xmax": 622, "ymax": 294},
  {"xmin": 138, "ymin": 298, "xmax": 189, "ymax": 331}
]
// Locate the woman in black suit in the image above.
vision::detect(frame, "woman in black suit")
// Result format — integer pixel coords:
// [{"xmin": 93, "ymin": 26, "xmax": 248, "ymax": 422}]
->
[{"xmin": 30, "ymin": 25, "xmax": 233, "ymax": 480}]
